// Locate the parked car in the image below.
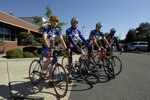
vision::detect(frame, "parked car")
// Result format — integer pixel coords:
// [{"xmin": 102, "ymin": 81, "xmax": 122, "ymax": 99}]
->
[
  {"xmin": 128, "ymin": 41, "xmax": 148, "ymax": 51},
  {"xmin": 122, "ymin": 41, "xmax": 148, "ymax": 52}
]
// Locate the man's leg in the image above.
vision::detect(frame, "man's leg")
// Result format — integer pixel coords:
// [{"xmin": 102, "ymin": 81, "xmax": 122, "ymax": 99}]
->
[{"xmin": 67, "ymin": 48, "xmax": 72, "ymax": 74}]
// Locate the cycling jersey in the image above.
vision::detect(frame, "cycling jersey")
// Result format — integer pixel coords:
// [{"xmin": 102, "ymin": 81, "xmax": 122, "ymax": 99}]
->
[
  {"xmin": 42, "ymin": 25, "xmax": 62, "ymax": 48},
  {"xmin": 104, "ymin": 33, "xmax": 118, "ymax": 45},
  {"xmin": 66, "ymin": 27, "xmax": 88, "ymax": 48},
  {"xmin": 88, "ymin": 29, "xmax": 104, "ymax": 45},
  {"xmin": 104, "ymin": 33, "xmax": 120, "ymax": 50}
]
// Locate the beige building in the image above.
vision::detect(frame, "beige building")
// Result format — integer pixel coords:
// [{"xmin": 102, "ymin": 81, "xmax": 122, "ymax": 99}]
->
[{"xmin": 0, "ymin": 11, "xmax": 47, "ymax": 52}]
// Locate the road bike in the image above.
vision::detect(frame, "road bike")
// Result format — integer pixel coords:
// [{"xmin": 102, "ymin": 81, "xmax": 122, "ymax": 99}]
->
[
  {"xmin": 29, "ymin": 49, "xmax": 68, "ymax": 98},
  {"xmin": 90, "ymin": 48, "xmax": 115, "ymax": 80},
  {"xmin": 61, "ymin": 48, "xmax": 100, "ymax": 85}
]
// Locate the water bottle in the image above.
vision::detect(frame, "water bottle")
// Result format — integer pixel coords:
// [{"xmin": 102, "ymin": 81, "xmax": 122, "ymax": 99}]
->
[
  {"xmin": 55, "ymin": 73, "xmax": 61, "ymax": 80},
  {"xmin": 73, "ymin": 60, "xmax": 77, "ymax": 68},
  {"xmin": 73, "ymin": 60, "xmax": 79, "ymax": 73}
]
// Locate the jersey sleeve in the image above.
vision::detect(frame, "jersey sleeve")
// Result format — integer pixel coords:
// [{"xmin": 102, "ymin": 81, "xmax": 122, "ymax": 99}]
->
[
  {"xmin": 66, "ymin": 29, "xmax": 78, "ymax": 47},
  {"xmin": 42, "ymin": 25, "xmax": 49, "ymax": 34},
  {"xmin": 56, "ymin": 28, "xmax": 62, "ymax": 36},
  {"xmin": 78, "ymin": 30, "xmax": 89, "ymax": 46}
]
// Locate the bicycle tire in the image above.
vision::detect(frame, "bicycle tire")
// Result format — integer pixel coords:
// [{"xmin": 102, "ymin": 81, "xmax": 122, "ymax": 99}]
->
[
  {"xmin": 29, "ymin": 60, "xmax": 42, "ymax": 85},
  {"xmin": 79, "ymin": 60, "xmax": 100, "ymax": 84},
  {"xmin": 102, "ymin": 57, "xmax": 115, "ymax": 79},
  {"xmin": 62, "ymin": 56, "xmax": 68, "ymax": 69},
  {"xmin": 91, "ymin": 53, "xmax": 99, "ymax": 64},
  {"xmin": 52, "ymin": 63, "xmax": 68, "ymax": 98},
  {"xmin": 110, "ymin": 56, "xmax": 122, "ymax": 76}
]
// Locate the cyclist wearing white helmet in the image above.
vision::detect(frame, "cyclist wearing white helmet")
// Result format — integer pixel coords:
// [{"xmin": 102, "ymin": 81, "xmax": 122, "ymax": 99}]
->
[
  {"xmin": 66, "ymin": 17, "xmax": 89, "ymax": 75},
  {"xmin": 87, "ymin": 22, "xmax": 111, "ymax": 59}
]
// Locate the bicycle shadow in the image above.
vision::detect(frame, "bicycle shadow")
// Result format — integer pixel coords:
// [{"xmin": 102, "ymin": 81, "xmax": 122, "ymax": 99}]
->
[
  {"xmin": 66, "ymin": 68, "xmax": 111, "ymax": 92},
  {"xmin": 67, "ymin": 78, "xmax": 93, "ymax": 92},
  {"xmin": 0, "ymin": 80, "xmax": 62, "ymax": 100}
]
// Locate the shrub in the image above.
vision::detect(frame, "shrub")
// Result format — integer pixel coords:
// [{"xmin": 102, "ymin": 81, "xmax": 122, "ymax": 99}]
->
[
  {"xmin": 23, "ymin": 52, "xmax": 36, "ymax": 58},
  {"xmin": 23, "ymin": 47, "xmax": 38, "ymax": 53},
  {"xmin": 6, "ymin": 49, "xmax": 23, "ymax": 59},
  {"xmin": 0, "ymin": 40, "xmax": 4, "ymax": 45}
]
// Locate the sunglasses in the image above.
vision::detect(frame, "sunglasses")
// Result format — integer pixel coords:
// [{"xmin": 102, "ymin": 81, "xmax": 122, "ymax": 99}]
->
[{"xmin": 72, "ymin": 21, "xmax": 78, "ymax": 24}]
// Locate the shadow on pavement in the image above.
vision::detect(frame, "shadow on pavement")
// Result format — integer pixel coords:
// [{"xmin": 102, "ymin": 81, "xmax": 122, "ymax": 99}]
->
[{"xmin": 0, "ymin": 80, "xmax": 61, "ymax": 100}]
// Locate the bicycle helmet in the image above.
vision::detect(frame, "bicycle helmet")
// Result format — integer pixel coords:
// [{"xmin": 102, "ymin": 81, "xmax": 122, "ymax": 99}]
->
[
  {"xmin": 96, "ymin": 22, "xmax": 102, "ymax": 27},
  {"xmin": 71, "ymin": 17, "xmax": 78, "ymax": 22},
  {"xmin": 110, "ymin": 28, "xmax": 116, "ymax": 33},
  {"xmin": 50, "ymin": 16, "xmax": 59, "ymax": 21}
]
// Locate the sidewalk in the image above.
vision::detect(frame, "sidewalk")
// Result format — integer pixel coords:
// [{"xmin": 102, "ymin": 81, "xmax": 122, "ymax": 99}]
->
[{"xmin": 0, "ymin": 54, "xmax": 80, "ymax": 100}]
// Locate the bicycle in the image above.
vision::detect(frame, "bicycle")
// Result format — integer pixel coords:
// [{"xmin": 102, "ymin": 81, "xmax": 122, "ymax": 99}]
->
[
  {"xmin": 29, "ymin": 48, "xmax": 68, "ymax": 98},
  {"xmin": 90, "ymin": 48, "xmax": 115, "ymax": 80},
  {"xmin": 92, "ymin": 47, "xmax": 122, "ymax": 77},
  {"xmin": 61, "ymin": 47, "xmax": 100, "ymax": 85}
]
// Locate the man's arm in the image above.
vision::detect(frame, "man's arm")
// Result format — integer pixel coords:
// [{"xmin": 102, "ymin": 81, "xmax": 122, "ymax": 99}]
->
[
  {"xmin": 102, "ymin": 36, "xmax": 111, "ymax": 48},
  {"xmin": 79, "ymin": 34, "xmax": 89, "ymax": 47},
  {"xmin": 59, "ymin": 35, "xmax": 67, "ymax": 49},
  {"xmin": 42, "ymin": 33, "xmax": 49, "ymax": 48}
]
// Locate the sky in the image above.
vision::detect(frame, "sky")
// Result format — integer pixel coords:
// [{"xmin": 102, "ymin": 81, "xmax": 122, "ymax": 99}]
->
[{"xmin": 0, "ymin": 0, "xmax": 150, "ymax": 39}]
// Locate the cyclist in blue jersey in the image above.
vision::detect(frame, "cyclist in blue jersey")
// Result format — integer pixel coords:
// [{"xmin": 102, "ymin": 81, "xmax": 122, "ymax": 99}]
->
[
  {"xmin": 103, "ymin": 28, "xmax": 121, "ymax": 51},
  {"xmin": 42, "ymin": 16, "xmax": 67, "ymax": 71},
  {"xmin": 87, "ymin": 22, "xmax": 111, "ymax": 60},
  {"xmin": 66, "ymin": 17, "xmax": 89, "ymax": 75}
]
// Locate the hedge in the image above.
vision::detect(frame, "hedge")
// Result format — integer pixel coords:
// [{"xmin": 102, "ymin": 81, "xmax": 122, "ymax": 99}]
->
[{"xmin": 6, "ymin": 49, "xmax": 23, "ymax": 59}]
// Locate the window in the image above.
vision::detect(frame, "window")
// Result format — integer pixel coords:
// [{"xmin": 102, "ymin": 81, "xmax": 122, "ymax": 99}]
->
[{"xmin": 139, "ymin": 42, "xmax": 148, "ymax": 45}]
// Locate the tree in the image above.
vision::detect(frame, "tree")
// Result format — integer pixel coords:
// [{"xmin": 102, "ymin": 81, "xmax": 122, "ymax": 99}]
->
[
  {"xmin": 124, "ymin": 29, "xmax": 136, "ymax": 43},
  {"xmin": 33, "ymin": 16, "xmax": 43, "ymax": 25},
  {"xmin": 135, "ymin": 22, "xmax": 150, "ymax": 41},
  {"xmin": 33, "ymin": 6, "xmax": 67, "ymax": 31},
  {"xmin": 18, "ymin": 32, "xmax": 36, "ymax": 45},
  {"xmin": 45, "ymin": 6, "xmax": 53, "ymax": 18}
]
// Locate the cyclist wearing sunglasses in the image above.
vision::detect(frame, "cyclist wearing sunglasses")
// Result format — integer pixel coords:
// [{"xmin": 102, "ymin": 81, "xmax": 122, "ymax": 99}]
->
[
  {"xmin": 66, "ymin": 17, "xmax": 89, "ymax": 75},
  {"xmin": 42, "ymin": 16, "xmax": 67, "ymax": 71}
]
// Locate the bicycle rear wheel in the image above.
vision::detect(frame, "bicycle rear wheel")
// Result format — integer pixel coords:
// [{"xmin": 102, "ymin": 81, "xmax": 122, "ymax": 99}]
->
[
  {"xmin": 29, "ymin": 60, "xmax": 42, "ymax": 85},
  {"xmin": 79, "ymin": 60, "xmax": 99, "ymax": 84},
  {"xmin": 110, "ymin": 56, "xmax": 122, "ymax": 76},
  {"xmin": 52, "ymin": 63, "xmax": 68, "ymax": 98}
]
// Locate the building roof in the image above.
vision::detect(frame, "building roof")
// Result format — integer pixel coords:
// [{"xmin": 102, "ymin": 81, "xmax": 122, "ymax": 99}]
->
[
  {"xmin": 19, "ymin": 17, "xmax": 48, "ymax": 27},
  {"xmin": 0, "ymin": 11, "xmax": 40, "ymax": 32}
]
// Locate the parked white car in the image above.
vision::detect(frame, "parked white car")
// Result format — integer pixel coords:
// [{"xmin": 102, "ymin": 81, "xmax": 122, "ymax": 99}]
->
[{"xmin": 130, "ymin": 41, "xmax": 148, "ymax": 51}]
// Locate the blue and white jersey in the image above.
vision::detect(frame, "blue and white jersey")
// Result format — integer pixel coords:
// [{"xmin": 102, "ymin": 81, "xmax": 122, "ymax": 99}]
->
[
  {"xmin": 66, "ymin": 27, "xmax": 88, "ymax": 48},
  {"xmin": 42, "ymin": 25, "xmax": 62, "ymax": 48},
  {"xmin": 88, "ymin": 29, "xmax": 104, "ymax": 45},
  {"xmin": 104, "ymin": 33, "xmax": 118, "ymax": 41}
]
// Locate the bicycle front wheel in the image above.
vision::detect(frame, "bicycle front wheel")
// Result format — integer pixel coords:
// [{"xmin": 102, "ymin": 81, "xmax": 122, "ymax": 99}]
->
[
  {"xmin": 29, "ymin": 60, "xmax": 42, "ymax": 85},
  {"xmin": 79, "ymin": 60, "xmax": 100, "ymax": 84},
  {"xmin": 110, "ymin": 56, "xmax": 122, "ymax": 76},
  {"xmin": 52, "ymin": 63, "xmax": 68, "ymax": 98}
]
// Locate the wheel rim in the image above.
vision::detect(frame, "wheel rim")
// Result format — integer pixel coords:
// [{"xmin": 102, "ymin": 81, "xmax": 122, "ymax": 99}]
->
[
  {"xmin": 53, "ymin": 64, "xmax": 68, "ymax": 98},
  {"xmin": 29, "ymin": 60, "xmax": 42, "ymax": 84}
]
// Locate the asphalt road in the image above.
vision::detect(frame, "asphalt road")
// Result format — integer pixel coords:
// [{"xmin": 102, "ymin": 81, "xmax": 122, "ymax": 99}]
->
[{"xmin": 68, "ymin": 52, "xmax": 150, "ymax": 100}]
